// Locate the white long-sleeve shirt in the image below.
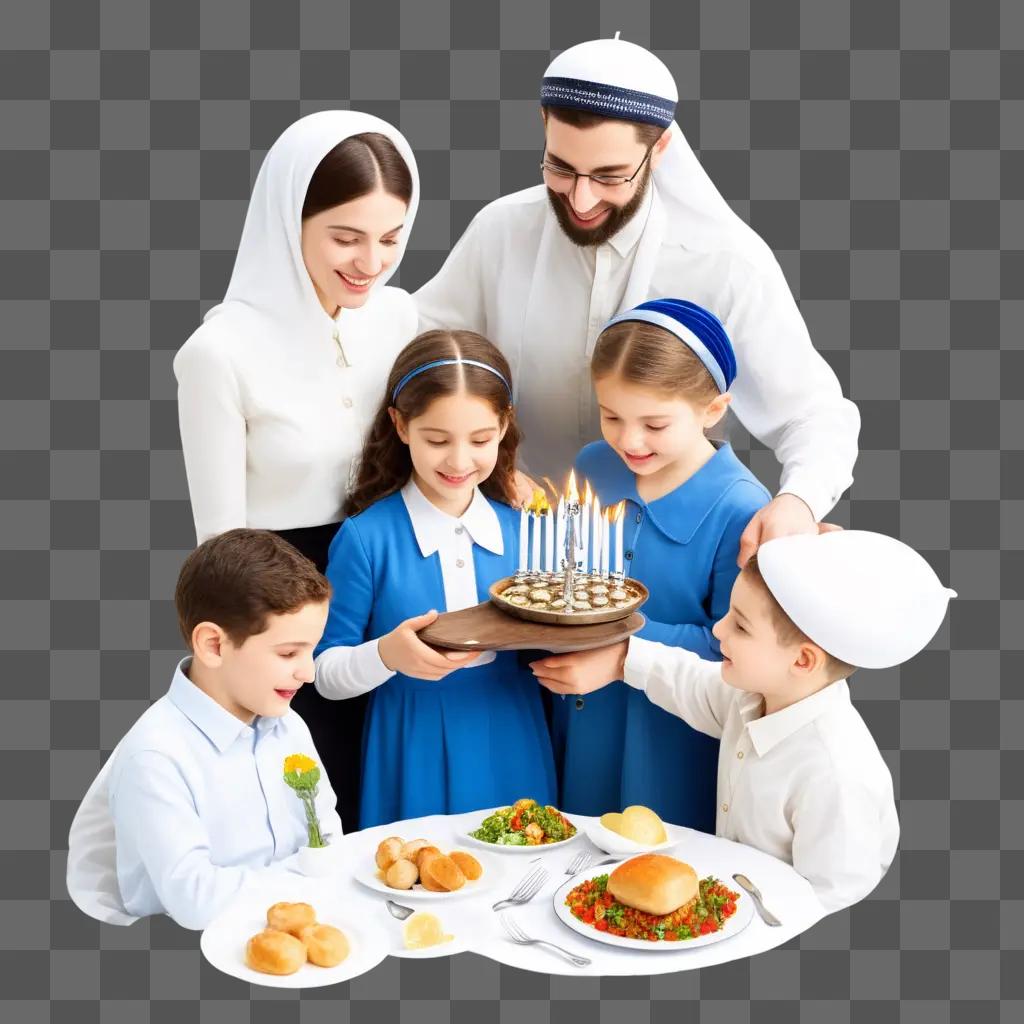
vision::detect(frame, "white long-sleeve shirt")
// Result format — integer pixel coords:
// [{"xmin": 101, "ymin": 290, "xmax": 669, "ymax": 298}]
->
[
  {"xmin": 173, "ymin": 288, "xmax": 417, "ymax": 542},
  {"xmin": 67, "ymin": 661, "xmax": 341, "ymax": 930},
  {"xmin": 416, "ymin": 185, "xmax": 859, "ymax": 521},
  {"xmin": 623, "ymin": 637, "xmax": 899, "ymax": 913}
]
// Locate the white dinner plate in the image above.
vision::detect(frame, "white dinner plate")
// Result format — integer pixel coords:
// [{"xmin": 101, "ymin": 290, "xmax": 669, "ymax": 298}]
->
[
  {"xmin": 552, "ymin": 863, "xmax": 755, "ymax": 952},
  {"xmin": 200, "ymin": 894, "xmax": 388, "ymax": 988},
  {"xmin": 354, "ymin": 848, "xmax": 503, "ymax": 901},
  {"xmin": 460, "ymin": 808, "xmax": 583, "ymax": 855}
]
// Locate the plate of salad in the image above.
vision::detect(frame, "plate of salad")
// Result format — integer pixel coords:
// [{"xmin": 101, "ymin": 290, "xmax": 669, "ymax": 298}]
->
[
  {"xmin": 552, "ymin": 864, "xmax": 753, "ymax": 951},
  {"xmin": 462, "ymin": 799, "xmax": 581, "ymax": 853}
]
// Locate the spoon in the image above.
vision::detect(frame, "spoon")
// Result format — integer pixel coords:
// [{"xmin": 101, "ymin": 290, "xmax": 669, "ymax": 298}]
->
[
  {"xmin": 385, "ymin": 899, "xmax": 415, "ymax": 920},
  {"xmin": 732, "ymin": 873, "xmax": 782, "ymax": 927}
]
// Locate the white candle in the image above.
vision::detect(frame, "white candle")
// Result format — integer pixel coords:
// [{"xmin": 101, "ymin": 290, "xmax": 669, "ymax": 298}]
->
[
  {"xmin": 592, "ymin": 497, "xmax": 601, "ymax": 576},
  {"xmin": 531, "ymin": 512, "xmax": 540, "ymax": 572},
  {"xmin": 518, "ymin": 507, "xmax": 528, "ymax": 573},
  {"xmin": 580, "ymin": 498, "xmax": 589, "ymax": 573},
  {"xmin": 615, "ymin": 503, "xmax": 624, "ymax": 576},
  {"xmin": 556, "ymin": 497, "xmax": 565, "ymax": 569},
  {"xmin": 601, "ymin": 507, "xmax": 611, "ymax": 577},
  {"xmin": 544, "ymin": 510, "xmax": 554, "ymax": 572}
]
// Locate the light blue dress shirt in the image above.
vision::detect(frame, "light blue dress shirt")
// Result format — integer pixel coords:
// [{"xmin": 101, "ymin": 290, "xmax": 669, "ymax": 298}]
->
[{"xmin": 106, "ymin": 660, "xmax": 341, "ymax": 930}]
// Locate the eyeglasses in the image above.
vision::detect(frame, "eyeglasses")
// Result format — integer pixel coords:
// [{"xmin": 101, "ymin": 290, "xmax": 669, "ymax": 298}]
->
[{"xmin": 540, "ymin": 145, "xmax": 654, "ymax": 190}]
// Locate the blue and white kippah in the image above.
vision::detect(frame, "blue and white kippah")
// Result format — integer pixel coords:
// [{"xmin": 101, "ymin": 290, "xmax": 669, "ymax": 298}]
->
[
  {"xmin": 602, "ymin": 299, "xmax": 737, "ymax": 393},
  {"xmin": 541, "ymin": 36, "xmax": 678, "ymax": 129},
  {"xmin": 391, "ymin": 358, "xmax": 513, "ymax": 404}
]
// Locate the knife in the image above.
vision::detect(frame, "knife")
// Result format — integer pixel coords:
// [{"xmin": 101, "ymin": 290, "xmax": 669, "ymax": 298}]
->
[{"xmin": 732, "ymin": 873, "xmax": 782, "ymax": 927}]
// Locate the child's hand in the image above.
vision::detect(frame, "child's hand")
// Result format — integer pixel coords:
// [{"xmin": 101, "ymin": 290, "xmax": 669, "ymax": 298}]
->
[
  {"xmin": 378, "ymin": 611, "xmax": 480, "ymax": 680},
  {"xmin": 529, "ymin": 641, "xmax": 629, "ymax": 695}
]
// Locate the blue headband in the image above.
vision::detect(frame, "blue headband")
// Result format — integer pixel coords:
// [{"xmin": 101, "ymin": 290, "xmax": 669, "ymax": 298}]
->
[
  {"xmin": 541, "ymin": 77, "xmax": 676, "ymax": 128},
  {"xmin": 602, "ymin": 299, "xmax": 737, "ymax": 392},
  {"xmin": 391, "ymin": 358, "xmax": 514, "ymax": 404}
]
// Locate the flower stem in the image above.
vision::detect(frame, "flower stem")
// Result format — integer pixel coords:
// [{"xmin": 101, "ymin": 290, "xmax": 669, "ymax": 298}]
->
[{"xmin": 302, "ymin": 793, "xmax": 324, "ymax": 848}]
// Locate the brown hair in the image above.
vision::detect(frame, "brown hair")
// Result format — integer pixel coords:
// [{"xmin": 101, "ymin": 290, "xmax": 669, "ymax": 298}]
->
[
  {"xmin": 743, "ymin": 555, "xmax": 856, "ymax": 682},
  {"xmin": 175, "ymin": 529, "xmax": 330, "ymax": 648},
  {"xmin": 302, "ymin": 132, "xmax": 413, "ymax": 220},
  {"xmin": 344, "ymin": 330, "xmax": 521, "ymax": 517},
  {"xmin": 542, "ymin": 105, "xmax": 666, "ymax": 149},
  {"xmin": 591, "ymin": 320, "xmax": 721, "ymax": 407}
]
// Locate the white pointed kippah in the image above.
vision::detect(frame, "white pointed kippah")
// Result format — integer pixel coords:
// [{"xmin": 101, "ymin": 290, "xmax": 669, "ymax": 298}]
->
[
  {"xmin": 756, "ymin": 531, "xmax": 957, "ymax": 670},
  {"xmin": 542, "ymin": 35, "xmax": 678, "ymax": 128}
]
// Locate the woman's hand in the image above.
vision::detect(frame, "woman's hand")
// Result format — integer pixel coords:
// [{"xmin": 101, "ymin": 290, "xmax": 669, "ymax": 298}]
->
[
  {"xmin": 737, "ymin": 494, "xmax": 843, "ymax": 567},
  {"xmin": 377, "ymin": 610, "xmax": 480, "ymax": 680},
  {"xmin": 513, "ymin": 469, "xmax": 540, "ymax": 507},
  {"xmin": 528, "ymin": 640, "xmax": 629, "ymax": 695}
]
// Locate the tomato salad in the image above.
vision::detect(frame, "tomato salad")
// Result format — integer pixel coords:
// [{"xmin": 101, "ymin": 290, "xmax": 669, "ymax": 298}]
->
[
  {"xmin": 471, "ymin": 798, "xmax": 576, "ymax": 846},
  {"xmin": 565, "ymin": 873, "xmax": 740, "ymax": 941}
]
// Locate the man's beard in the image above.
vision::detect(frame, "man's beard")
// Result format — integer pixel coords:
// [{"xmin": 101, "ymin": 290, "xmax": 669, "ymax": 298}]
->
[{"xmin": 546, "ymin": 166, "xmax": 652, "ymax": 248}]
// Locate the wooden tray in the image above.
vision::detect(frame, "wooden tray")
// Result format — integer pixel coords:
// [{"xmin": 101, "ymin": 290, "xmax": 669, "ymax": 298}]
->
[{"xmin": 417, "ymin": 600, "xmax": 645, "ymax": 654}]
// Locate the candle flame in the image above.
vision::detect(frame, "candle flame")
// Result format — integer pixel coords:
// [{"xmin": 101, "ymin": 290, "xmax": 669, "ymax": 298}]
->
[
  {"xmin": 607, "ymin": 500, "xmax": 626, "ymax": 523},
  {"xmin": 583, "ymin": 480, "xmax": 593, "ymax": 506},
  {"xmin": 541, "ymin": 476, "xmax": 560, "ymax": 501},
  {"xmin": 565, "ymin": 469, "xmax": 578, "ymax": 503},
  {"xmin": 527, "ymin": 489, "xmax": 550, "ymax": 514}
]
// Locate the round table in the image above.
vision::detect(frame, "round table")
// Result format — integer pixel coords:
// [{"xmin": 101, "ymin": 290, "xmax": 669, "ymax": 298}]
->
[{"xmin": 280, "ymin": 807, "xmax": 826, "ymax": 978}]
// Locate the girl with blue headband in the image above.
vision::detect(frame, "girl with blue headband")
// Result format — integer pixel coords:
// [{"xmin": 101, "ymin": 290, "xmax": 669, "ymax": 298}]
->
[
  {"xmin": 539, "ymin": 298, "xmax": 770, "ymax": 833},
  {"xmin": 313, "ymin": 330, "xmax": 556, "ymax": 827}
]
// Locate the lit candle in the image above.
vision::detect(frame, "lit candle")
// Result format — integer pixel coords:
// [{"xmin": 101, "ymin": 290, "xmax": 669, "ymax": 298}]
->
[
  {"xmin": 544, "ymin": 509, "xmax": 554, "ymax": 572},
  {"xmin": 601, "ymin": 506, "xmax": 611, "ymax": 577},
  {"xmin": 592, "ymin": 496, "xmax": 602, "ymax": 576},
  {"xmin": 531, "ymin": 512, "xmax": 541, "ymax": 572},
  {"xmin": 518, "ymin": 506, "xmax": 528, "ymax": 573},
  {"xmin": 580, "ymin": 482, "xmax": 590, "ymax": 573},
  {"xmin": 615, "ymin": 501, "xmax": 625, "ymax": 576},
  {"xmin": 555, "ymin": 496, "xmax": 565, "ymax": 569}
]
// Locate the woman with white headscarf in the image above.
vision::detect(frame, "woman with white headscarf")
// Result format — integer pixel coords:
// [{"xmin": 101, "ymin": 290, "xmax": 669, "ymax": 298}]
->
[{"xmin": 174, "ymin": 111, "xmax": 421, "ymax": 830}]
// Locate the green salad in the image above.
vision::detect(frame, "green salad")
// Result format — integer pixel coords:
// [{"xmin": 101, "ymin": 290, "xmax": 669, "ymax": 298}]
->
[{"xmin": 471, "ymin": 798, "xmax": 577, "ymax": 846}]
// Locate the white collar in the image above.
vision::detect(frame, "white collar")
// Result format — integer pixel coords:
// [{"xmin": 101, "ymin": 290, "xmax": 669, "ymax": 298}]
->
[
  {"xmin": 400, "ymin": 478, "xmax": 504, "ymax": 557},
  {"xmin": 606, "ymin": 181, "xmax": 654, "ymax": 258},
  {"xmin": 744, "ymin": 679, "xmax": 851, "ymax": 758}
]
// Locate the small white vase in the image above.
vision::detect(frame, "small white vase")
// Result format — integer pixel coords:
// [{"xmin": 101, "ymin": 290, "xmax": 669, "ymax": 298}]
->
[{"xmin": 297, "ymin": 843, "xmax": 337, "ymax": 877}]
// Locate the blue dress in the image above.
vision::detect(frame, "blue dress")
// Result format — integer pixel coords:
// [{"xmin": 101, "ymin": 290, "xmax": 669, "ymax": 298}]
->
[
  {"xmin": 551, "ymin": 441, "xmax": 770, "ymax": 832},
  {"xmin": 317, "ymin": 490, "xmax": 557, "ymax": 829}
]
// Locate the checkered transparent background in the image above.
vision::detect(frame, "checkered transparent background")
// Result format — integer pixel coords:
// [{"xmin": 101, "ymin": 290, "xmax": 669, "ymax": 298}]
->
[{"xmin": 0, "ymin": 0, "xmax": 1019, "ymax": 1020}]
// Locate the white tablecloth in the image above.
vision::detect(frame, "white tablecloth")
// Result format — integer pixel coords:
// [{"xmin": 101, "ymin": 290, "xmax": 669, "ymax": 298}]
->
[{"xmin": 265, "ymin": 807, "xmax": 826, "ymax": 978}]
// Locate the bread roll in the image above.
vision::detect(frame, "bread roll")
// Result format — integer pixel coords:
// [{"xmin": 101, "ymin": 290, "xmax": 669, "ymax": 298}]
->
[
  {"xmin": 245, "ymin": 929, "xmax": 307, "ymax": 975},
  {"xmin": 266, "ymin": 901, "xmax": 316, "ymax": 937},
  {"xmin": 449, "ymin": 850, "xmax": 483, "ymax": 880},
  {"xmin": 415, "ymin": 845, "xmax": 442, "ymax": 870},
  {"xmin": 385, "ymin": 858, "xmax": 419, "ymax": 889},
  {"xmin": 376, "ymin": 836, "xmax": 404, "ymax": 870},
  {"xmin": 400, "ymin": 839, "xmax": 430, "ymax": 862},
  {"xmin": 621, "ymin": 806, "xmax": 668, "ymax": 845},
  {"xmin": 421, "ymin": 854, "xmax": 466, "ymax": 892},
  {"xmin": 607, "ymin": 855, "xmax": 698, "ymax": 916},
  {"xmin": 299, "ymin": 923, "xmax": 350, "ymax": 967}
]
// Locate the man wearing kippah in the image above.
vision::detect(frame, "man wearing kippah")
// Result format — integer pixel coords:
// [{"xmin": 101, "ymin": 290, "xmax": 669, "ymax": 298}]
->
[{"xmin": 416, "ymin": 35, "xmax": 860, "ymax": 561}]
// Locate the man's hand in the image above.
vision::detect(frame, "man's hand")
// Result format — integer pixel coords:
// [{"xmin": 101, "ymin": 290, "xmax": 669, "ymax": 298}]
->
[
  {"xmin": 513, "ymin": 470, "xmax": 540, "ymax": 508},
  {"xmin": 529, "ymin": 641, "xmax": 629, "ymax": 695},
  {"xmin": 737, "ymin": 493, "xmax": 818, "ymax": 567},
  {"xmin": 378, "ymin": 610, "xmax": 480, "ymax": 680}
]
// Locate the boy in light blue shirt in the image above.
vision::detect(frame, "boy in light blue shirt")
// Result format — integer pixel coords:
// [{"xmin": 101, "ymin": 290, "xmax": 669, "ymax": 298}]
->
[{"xmin": 67, "ymin": 529, "xmax": 341, "ymax": 930}]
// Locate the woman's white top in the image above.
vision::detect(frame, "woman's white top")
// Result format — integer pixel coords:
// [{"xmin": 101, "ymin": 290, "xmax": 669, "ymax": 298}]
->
[
  {"xmin": 175, "ymin": 290, "xmax": 416, "ymax": 540},
  {"xmin": 172, "ymin": 110, "xmax": 421, "ymax": 542}
]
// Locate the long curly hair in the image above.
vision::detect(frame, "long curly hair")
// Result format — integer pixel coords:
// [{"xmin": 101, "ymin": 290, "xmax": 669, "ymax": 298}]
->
[{"xmin": 344, "ymin": 330, "xmax": 521, "ymax": 518}]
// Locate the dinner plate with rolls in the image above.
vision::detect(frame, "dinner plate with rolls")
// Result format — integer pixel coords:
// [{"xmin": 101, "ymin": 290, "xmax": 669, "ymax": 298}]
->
[
  {"xmin": 355, "ymin": 835, "xmax": 503, "ymax": 900},
  {"xmin": 200, "ymin": 896, "xmax": 388, "ymax": 987}
]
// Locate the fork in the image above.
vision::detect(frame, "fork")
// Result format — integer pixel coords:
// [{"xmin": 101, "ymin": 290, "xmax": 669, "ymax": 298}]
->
[
  {"xmin": 491, "ymin": 864, "xmax": 549, "ymax": 911},
  {"xmin": 564, "ymin": 850, "xmax": 621, "ymax": 875},
  {"xmin": 499, "ymin": 912, "xmax": 591, "ymax": 967}
]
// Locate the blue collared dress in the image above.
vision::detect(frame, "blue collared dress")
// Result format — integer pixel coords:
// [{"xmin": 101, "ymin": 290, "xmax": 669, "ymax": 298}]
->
[
  {"xmin": 551, "ymin": 440, "xmax": 770, "ymax": 831},
  {"xmin": 317, "ymin": 490, "xmax": 557, "ymax": 829}
]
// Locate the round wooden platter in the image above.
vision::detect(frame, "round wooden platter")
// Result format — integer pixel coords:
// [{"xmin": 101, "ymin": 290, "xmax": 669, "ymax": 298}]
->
[{"xmin": 416, "ymin": 600, "xmax": 646, "ymax": 654}]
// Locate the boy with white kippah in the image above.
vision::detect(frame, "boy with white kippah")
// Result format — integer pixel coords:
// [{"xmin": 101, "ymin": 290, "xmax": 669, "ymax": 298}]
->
[{"xmin": 530, "ymin": 530, "xmax": 956, "ymax": 912}]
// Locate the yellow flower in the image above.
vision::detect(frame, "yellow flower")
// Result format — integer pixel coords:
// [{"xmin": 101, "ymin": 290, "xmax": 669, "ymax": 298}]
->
[{"xmin": 284, "ymin": 753, "xmax": 318, "ymax": 776}]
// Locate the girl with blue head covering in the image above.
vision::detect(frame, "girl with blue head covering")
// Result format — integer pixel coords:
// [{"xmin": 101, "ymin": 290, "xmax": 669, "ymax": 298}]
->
[
  {"xmin": 313, "ymin": 330, "xmax": 556, "ymax": 828},
  {"xmin": 542, "ymin": 299, "xmax": 770, "ymax": 832}
]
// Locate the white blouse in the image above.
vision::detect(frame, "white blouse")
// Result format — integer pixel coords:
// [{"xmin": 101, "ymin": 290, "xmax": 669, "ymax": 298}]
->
[{"xmin": 174, "ymin": 288, "xmax": 417, "ymax": 542}]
